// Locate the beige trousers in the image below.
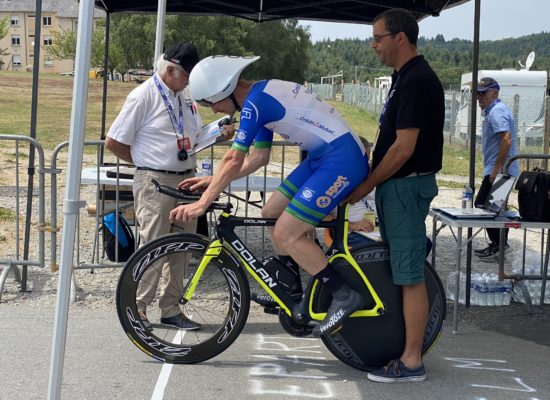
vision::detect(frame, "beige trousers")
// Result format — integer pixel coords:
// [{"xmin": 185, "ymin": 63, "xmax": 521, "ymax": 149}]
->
[{"xmin": 133, "ymin": 169, "xmax": 197, "ymax": 318}]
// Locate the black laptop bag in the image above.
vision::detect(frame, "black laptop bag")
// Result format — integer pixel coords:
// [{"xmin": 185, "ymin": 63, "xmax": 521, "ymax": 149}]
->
[{"xmin": 515, "ymin": 168, "xmax": 550, "ymax": 222}]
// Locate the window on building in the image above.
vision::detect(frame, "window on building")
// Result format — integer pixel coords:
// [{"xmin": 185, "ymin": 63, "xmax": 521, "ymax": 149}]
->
[
  {"xmin": 11, "ymin": 35, "xmax": 21, "ymax": 46},
  {"xmin": 44, "ymin": 58, "xmax": 53, "ymax": 67},
  {"xmin": 43, "ymin": 16, "xmax": 52, "ymax": 26},
  {"xmin": 43, "ymin": 35, "xmax": 52, "ymax": 46},
  {"xmin": 11, "ymin": 15, "xmax": 20, "ymax": 26},
  {"xmin": 12, "ymin": 55, "xmax": 22, "ymax": 67}
]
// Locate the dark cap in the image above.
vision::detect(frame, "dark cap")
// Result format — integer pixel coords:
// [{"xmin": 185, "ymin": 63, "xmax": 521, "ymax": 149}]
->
[
  {"xmin": 477, "ymin": 77, "xmax": 500, "ymax": 93},
  {"xmin": 163, "ymin": 42, "xmax": 199, "ymax": 73}
]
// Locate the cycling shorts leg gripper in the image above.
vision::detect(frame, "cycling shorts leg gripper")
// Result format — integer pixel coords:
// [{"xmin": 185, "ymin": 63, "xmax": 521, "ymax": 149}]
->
[{"xmin": 284, "ymin": 142, "xmax": 369, "ymax": 226}]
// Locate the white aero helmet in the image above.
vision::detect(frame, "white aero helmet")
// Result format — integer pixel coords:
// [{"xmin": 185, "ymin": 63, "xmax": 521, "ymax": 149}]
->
[{"xmin": 190, "ymin": 55, "xmax": 260, "ymax": 108}]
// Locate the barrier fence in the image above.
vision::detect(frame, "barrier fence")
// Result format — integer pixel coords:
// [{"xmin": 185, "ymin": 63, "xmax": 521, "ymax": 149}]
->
[
  {"xmin": 0, "ymin": 136, "xmax": 299, "ymax": 302},
  {"xmin": 312, "ymin": 83, "xmax": 549, "ymax": 154}
]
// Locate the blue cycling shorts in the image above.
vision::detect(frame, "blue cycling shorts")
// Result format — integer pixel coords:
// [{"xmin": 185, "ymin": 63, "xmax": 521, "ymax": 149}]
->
[{"xmin": 278, "ymin": 134, "xmax": 369, "ymax": 226}]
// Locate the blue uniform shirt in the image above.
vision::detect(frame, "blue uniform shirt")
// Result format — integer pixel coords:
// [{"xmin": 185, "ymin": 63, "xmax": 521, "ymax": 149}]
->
[{"xmin": 482, "ymin": 99, "xmax": 520, "ymax": 177}]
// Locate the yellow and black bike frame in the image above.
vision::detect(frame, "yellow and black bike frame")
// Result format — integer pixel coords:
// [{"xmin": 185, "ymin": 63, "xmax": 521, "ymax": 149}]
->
[{"xmin": 183, "ymin": 204, "xmax": 385, "ymax": 322}]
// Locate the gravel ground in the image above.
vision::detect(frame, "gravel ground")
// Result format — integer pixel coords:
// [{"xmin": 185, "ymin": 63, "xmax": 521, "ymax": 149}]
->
[{"xmin": 1, "ymin": 180, "xmax": 549, "ymax": 346}]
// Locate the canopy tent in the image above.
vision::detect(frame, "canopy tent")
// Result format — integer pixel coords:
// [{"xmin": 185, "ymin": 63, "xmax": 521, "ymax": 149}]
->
[
  {"xmin": 94, "ymin": 0, "xmax": 469, "ymax": 22},
  {"xmin": 48, "ymin": 1, "xmax": 479, "ymax": 398}
]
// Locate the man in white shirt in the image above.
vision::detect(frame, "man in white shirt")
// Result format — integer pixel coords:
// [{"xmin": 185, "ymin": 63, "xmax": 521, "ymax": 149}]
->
[{"xmin": 106, "ymin": 43, "xmax": 205, "ymax": 331}]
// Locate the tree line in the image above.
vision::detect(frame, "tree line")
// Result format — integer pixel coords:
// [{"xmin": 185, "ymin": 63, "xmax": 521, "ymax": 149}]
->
[{"xmin": 41, "ymin": 15, "xmax": 550, "ymax": 89}]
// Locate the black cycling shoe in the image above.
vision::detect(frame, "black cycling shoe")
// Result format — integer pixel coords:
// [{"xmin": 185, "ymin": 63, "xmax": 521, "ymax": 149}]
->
[{"xmin": 312, "ymin": 287, "xmax": 364, "ymax": 337}]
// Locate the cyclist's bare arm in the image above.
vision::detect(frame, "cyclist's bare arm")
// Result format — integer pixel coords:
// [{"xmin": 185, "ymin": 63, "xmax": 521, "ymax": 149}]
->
[
  {"xmin": 170, "ymin": 148, "xmax": 269, "ymax": 222},
  {"xmin": 178, "ymin": 147, "xmax": 271, "ymax": 191}
]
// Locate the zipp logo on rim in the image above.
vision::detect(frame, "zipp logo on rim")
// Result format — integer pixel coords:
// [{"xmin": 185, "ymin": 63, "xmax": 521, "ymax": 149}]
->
[
  {"xmin": 132, "ymin": 241, "xmax": 204, "ymax": 281},
  {"xmin": 126, "ymin": 307, "xmax": 191, "ymax": 357}
]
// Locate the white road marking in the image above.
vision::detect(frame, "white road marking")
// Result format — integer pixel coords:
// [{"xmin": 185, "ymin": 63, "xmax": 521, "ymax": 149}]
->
[{"xmin": 151, "ymin": 329, "xmax": 185, "ymax": 400}]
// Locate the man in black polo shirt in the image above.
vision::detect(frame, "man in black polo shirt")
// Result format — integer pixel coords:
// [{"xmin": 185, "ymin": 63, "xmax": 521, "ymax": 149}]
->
[{"xmin": 347, "ymin": 8, "xmax": 444, "ymax": 383}]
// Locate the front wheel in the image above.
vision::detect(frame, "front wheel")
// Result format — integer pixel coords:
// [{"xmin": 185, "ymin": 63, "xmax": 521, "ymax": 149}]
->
[
  {"xmin": 314, "ymin": 243, "xmax": 446, "ymax": 371},
  {"xmin": 116, "ymin": 233, "xmax": 250, "ymax": 364}
]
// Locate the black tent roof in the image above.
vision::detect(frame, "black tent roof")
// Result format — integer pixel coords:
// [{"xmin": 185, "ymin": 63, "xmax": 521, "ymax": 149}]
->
[{"xmin": 94, "ymin": 0, "xmax": 470, "ymax": 23}]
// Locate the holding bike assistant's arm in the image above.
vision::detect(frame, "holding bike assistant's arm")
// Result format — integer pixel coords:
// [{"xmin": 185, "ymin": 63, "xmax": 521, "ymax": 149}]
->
[{"xmin": 169, "ymin": 55, "xmax": 371, "ymax": 337}]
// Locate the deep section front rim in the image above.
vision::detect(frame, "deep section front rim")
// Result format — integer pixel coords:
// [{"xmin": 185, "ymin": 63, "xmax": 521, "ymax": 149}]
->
[{"xmin": 116, "ymin": 233, "xmax": 250, "ymax": 364}]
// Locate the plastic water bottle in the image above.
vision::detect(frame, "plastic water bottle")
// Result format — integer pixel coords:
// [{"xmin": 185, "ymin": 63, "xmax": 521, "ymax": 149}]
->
[
  {"xmin": 461, "ymin": 184, "xmax": 473, "ymax": 208},
  {"xmin": 471, "ymin": 273, "xmax": 481, "ymax": 305},
  {"xmin": 201, "ymin": 156, "xmax": 212, "ymax": 176},
  {"xmin": 478, "ymin": 280, "xmax": 488, "ymax": 306},
  {"xmin": 494, "ymin": 281, "xmax": 504, "ymax": 306},
  {"xmin": 486, "ymin": 279, "xmax": 496, "ymax": 306}
]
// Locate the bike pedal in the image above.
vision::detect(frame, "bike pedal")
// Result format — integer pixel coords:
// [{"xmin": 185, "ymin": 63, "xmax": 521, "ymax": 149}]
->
[{"xmin": 263, "ymin": 306, "xmax": 279, "ymax": 315}]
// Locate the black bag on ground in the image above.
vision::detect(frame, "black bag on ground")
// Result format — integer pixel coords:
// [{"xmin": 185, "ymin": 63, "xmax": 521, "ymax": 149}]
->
[
  {"xmin": 515, "ymin": 168, "xmax": 550, "ymax": 222},
  {"xmin": 102, "ymin": 211, "xmax": 135, "ymax": 261}
]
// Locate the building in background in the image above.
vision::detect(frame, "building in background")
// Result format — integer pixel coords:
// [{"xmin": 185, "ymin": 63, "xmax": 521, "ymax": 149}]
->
[{"xmin": 0, "ymin": 0, "xmax": 104, "ymax": 74}]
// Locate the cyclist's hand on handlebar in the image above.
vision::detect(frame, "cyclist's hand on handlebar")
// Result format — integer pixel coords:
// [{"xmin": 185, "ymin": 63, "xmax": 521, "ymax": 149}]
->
[
  {"xmin": 178, "ymin": 176, "xmax": 212, "ymax": 191},
  {"xmin": 169, "ymin": 202, "xmax": 206, "ymax": 224}
]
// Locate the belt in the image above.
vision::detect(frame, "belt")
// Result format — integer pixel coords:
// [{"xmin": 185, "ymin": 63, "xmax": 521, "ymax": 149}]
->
[
  {"xmin": 404, "ymin": 171, "xmax": 434, "ymax": 178},
  {"xmin": 136, "ymin": 166, "xmax": 194, "ymax": 175}
]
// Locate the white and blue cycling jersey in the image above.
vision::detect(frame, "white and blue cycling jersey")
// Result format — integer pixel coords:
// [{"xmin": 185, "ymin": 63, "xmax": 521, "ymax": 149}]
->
[{"xmin": 232, "ymin": 80, "xmax": 369, "ymax": 225}]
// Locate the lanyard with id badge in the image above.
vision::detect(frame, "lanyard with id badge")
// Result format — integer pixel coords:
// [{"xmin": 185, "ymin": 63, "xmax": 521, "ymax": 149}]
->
[{"xmin": 153, "ymin": 73, "xmax": 190, "ymax": 161}]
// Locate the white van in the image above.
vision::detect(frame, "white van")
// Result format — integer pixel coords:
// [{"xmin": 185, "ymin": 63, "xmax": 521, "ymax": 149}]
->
[{"xmin": 455, "ymin": 69, "xmax": 547, "ymax": 147}]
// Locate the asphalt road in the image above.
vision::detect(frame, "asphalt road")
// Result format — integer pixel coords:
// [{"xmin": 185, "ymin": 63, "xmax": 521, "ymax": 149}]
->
[{"xmin": 1, "ymin": 302, "xmax": 549, "ymax": 400}]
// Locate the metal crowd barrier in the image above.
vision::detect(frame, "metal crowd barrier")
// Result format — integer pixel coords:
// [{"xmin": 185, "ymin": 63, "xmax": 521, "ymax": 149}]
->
[
  {"xmin": 1, "ymin": 136, "xmax": 299, "ymax": 303},
  {"xmin": 0, "ymin": 135, "xmax": 46, "ymax": 302}
]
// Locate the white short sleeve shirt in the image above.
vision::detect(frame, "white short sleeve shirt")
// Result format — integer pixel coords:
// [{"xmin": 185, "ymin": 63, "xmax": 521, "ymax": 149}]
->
[{"xmin": 107, "ymin": 74, "xmax": 202, "ymax": 171}]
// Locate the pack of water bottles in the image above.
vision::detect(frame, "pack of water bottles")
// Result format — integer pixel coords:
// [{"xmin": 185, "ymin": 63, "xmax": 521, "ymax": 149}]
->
[
  {"xmin": 509, "ymin": 266, "xmax": 550, "ymax": 304},
  {"xmin": 446, "ymin": 271, "xmax": 512, "ymax": 306}
]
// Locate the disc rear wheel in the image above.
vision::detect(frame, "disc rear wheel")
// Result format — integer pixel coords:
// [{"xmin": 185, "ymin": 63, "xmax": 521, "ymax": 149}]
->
[{"xmin": 314, "ymin": 243, "xmax": 446, "ymax": 371}]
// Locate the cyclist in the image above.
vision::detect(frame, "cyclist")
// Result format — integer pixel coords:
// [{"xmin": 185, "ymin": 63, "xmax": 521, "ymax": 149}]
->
[{"xmin": 169, "ymin": 55, "xmax": 369, "ymax": 336}]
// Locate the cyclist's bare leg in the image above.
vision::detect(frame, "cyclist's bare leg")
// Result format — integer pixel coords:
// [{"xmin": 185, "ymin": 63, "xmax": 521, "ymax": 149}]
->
[
  {"xmin": 261, "ymin": 191, "xmax": 291, "ymax": 255},
  {"xmin": 401, "ymin": 283, "xmax": 428, "ymax": 368},
  {"xmin": 262, "ymin": 191, "xmax": 316, "ymax": 256},
  {"xmin": 271, "ymin": 211, "xmax": 327, "ymax": 275}
]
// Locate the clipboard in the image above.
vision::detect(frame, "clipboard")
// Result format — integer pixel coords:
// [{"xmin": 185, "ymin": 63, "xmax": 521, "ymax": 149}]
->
[{"xmin": 188, "ymin": 115, "xmax": 232, "ymax": 155}]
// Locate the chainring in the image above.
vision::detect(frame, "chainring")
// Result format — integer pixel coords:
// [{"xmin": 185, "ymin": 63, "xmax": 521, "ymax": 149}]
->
[{"xmin": 278, "ymin": 309, "xmax": 314, "ymax": 337}]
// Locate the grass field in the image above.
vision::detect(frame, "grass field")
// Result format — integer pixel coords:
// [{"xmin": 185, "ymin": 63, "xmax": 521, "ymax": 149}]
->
[{"xmin": 0, "ymin": 71, "xmax": 480, "ymax": 179}]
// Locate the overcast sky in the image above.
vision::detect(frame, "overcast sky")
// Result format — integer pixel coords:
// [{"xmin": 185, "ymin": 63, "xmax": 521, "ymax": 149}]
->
[{"xmin": 300, "ymin": 0, "xmax": 550, "ymax": 42}]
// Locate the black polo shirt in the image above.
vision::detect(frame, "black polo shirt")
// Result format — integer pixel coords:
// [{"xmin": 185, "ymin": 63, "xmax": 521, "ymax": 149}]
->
[{"xmin": 372, "ymin": 55, "xmax": 444, "ymax": 179}]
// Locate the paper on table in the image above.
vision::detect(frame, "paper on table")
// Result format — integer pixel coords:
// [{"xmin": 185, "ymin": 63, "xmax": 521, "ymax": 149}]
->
[{"xmin": 188, "ymin": 115, "xmax": 232, "ymax": 155}]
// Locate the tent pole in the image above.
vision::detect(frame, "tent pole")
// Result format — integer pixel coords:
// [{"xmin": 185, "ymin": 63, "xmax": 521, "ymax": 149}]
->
[
  {"xmin": 464, "ymin": 0, "xmax": 482, "ymax": 310},
  {"xmin": 47, "ymin": 0, "xmax": 95, "ymax": 398},
  {"xmin": 21, "ymin": 0, "xmax": 44, "ymax": 292},
  {"xmin": 154, "ymin": 0, "xmax": 167, "ymax": 63}
]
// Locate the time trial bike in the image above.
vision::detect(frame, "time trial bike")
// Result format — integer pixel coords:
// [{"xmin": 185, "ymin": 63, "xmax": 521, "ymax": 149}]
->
[{"xmin": 116, "ymin": 180, "xmax": 446, "ymax": 371}]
